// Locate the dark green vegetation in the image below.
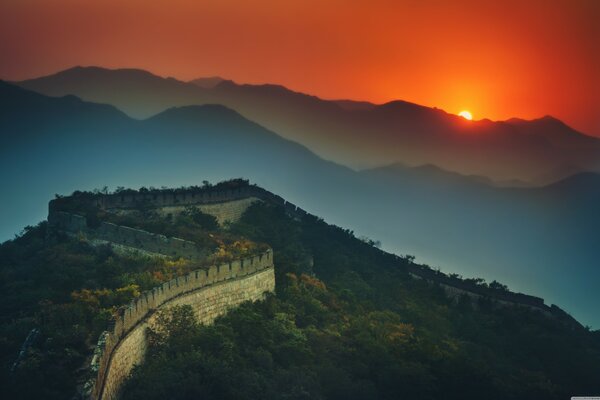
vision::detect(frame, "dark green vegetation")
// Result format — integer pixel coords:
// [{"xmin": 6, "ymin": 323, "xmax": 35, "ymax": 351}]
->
[
  {"xmin": 0, "ymin": 224, "xmax": 164, "ymax": 398},
  {"xmin": 0, "ymin": 186, "xmax": 599, "ymax": 400},
  {"xmin": 0, "ymin": 199, "xmax": 263, "ymax": 399},
  {"xmin": 122, "ymin": 203, "xmax": 600, "ymax": 400}
]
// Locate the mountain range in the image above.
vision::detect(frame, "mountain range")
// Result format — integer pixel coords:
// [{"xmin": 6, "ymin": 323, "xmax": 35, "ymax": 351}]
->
[
  {"xmin": 17, "ymin": 66, "xmax": 600, "ymax": 184},
  {"xmin": 1, "ymin": 80, "xmax": 599, "ymax": 328}
]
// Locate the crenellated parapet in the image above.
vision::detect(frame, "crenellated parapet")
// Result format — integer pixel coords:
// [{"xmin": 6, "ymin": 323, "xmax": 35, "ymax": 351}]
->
[
  {"xmin": 87, "ymin": 249, "xmax": 275, "ymax": 400},
  {"xmin": 48, "ymin": 182, "xmax": 312, "ymax": 226},
  {"xmin": 406, "ymin": 263, "xmax": 579, "ymax": 325}
]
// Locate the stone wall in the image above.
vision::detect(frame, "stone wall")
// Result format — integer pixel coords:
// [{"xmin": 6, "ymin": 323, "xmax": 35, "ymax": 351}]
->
[
  {"xmin": 90, "ymin": 250, "xmax": 275, "ymax": 400},
  {"xmin": 48, "ymin": 184, "xmax": 310, "ymax": 223},
  {"xmin": 438, "ymin": 280, "xmax": 552, "ymax": 316},
  {"xmin": 150, "ymin": 197, "xmax": 260, "ymax": 225},
  {"xmin": 51, "ymin": 186, "xmax": 259, "ymax": 213},
  {"xmin": 406, "ymin": 264, "xmax": 548, "ymax": 310},
  {"xmin": 49, "ymin": 211, "xmax": 206, "ymax": 261},
  {"xmin": 46, "ymin": 183, "xmax": 310, "ymax": 261},
  {"xmin": 46, "ymin": 189, "xmax": 279, "ymax": 399}
]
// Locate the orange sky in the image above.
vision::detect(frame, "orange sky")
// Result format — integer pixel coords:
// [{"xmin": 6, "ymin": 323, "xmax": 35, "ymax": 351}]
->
[{"xmin": 1, "ymin": 0, "xmax": 599, "ymax": 135}]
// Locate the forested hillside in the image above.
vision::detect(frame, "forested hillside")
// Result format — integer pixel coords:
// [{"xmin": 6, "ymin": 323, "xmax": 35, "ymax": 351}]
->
[
  {"xmin": 122, "ymin": 202, "xmax": 600, "ymax": 400},
  {"xmin": 0, "ymin": 193, "xmax": 262, "ymax": 399}
]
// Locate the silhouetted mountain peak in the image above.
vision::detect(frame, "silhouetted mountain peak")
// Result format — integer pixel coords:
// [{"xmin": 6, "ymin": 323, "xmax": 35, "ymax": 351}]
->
[
  {"xmin": 373, "ymin": 100, "xmax": 453, "ymax": 121},
  {"xmin": 190, "ymin": 76, "xmax": 232, "ymax": 88},
  {"xmin": 156, "ymin": 104, "xmax": 240, "ymax": 117},
  {"xmin": 378, "ymin": 99, "xmax": 432, "ymax": 112},
  {"xmin": 1, "ymin": 79, "xmax": 30, "ymax": 96},
  {"xmin": 539, "ymin": 115, "xmax": 562, "ymax": 123},
  {"xmin": 504, "ymin": 114, "xmax": 580, "ymax": 136},
  {"xmin": 216, "ymin": 79, "xmax": 321, "ymax": 99},
  {"xmin": 48, "ymin": 65, "xmax": 163, "ymax": 81},
  {"xmin": 332, "ymin": 99, "xmax": 376, "ymax": 111},
  {"xmin": 545, "ymin": 171, "xmax": 600, "ymax": 192},
  {"xmin": 149, "ymin": 104, "xmax": 244, "ymax": 122},
  {"xmin": 0, "ymin": 80, "xmax": 128, "ymax": 120},
  {"xmin": 19, "ymin": 66, "xmax": 197, "ymax": 98},
  {"xmin": 362, "ymin": 162, "xmax": 496, "ymax": 188}
]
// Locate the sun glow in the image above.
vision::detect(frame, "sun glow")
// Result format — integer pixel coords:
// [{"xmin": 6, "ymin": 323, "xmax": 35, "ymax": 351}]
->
[{"xmin": 458, "ymin": 110, "xmax": 473, "ymax": 120}]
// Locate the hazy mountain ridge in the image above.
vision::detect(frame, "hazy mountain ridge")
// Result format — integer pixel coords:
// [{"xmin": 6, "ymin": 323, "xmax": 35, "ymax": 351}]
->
[
  {"xmin": 1, "ymin": 79, "xmax": 129, "ymax": 123},
  {"xmin": 362, "ymin": 163, "xmax": 496, "ymax": 189},
  {"xmin": 2, "ymin": 81, "xmax": 599, "ymax": 328},
  {"xmin": 17, "ymin": 66, "xmax": 600, "ymax": 183},
  {"xmin": 189, "ymin": 76, "xmax": 231, "ymax": 88},
  {"xmin": 16, "ymin": 66, "xmax": 205, "ymax": 120}
]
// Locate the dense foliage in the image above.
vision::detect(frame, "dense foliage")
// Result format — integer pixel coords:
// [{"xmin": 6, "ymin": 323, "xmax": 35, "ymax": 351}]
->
[
  {"xmin": 122, "ymin": 203, "xmax": 600, "ymax": 400},
  {"xmin": 0, "ymin": 202, "xmax": 263, "ymax": 399},
  {"xmin": 1, "ymin": 200, "xmax": 599, "ymax": 399},
  {"xmin": 100, "ymin": 206, "xmax": 267, "ymax": 261},
  {"xmin": 0, "ymin": 224, "xmax": 201, "ymax": 398}
]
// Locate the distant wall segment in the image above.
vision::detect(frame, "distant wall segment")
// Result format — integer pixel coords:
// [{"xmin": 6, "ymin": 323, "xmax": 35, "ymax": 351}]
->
[{"xmin": 49, "ymin": 211, "xmax": 207, "ymax": 261}]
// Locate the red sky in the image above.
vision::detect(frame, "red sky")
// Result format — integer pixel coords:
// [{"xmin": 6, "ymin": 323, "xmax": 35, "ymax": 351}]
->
[{"xmin": 1, "ymin": 0, "xmax": 599, "ymax": 135}]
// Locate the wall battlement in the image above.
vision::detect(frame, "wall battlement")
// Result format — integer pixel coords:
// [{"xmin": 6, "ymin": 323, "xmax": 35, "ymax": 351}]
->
[
  {"xmin": 89, "ymin": 250, "xmax": 274, "ymax": 400},
  {"xmin": 406, "ymin": 264, "xmax": 579, "ymax": 326},
  {"xmin": 48, "ymin": 183, "xmax": 311, "ymax": 224},
  {"xmin": 50, "ymin": 185, "xmax": 257, "ymax": 212}
]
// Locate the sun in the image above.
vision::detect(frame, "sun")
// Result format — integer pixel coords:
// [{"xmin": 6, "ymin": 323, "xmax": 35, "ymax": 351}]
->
[{"xmin": 458, "ymin": 110, "xmax": 473, "ymax": 120}]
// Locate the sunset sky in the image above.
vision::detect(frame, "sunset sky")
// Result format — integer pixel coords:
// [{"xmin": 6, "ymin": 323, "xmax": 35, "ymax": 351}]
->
[{"xmin": 1, "ymin": 0, "xmax": 598, "ymax": 135}]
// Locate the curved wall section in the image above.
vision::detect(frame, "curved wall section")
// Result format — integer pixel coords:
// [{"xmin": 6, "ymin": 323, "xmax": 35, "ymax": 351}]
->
[{"xmin": 89, "ymin": 251, "xmax": 275, "ymax": 400}]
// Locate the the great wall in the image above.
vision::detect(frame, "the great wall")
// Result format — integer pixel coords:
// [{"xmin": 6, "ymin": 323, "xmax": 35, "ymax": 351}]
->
[
  {"xmin": 48, "ymin": 183, "xmax": 287, "ymax": 400},
  {"xmin": 49, "ymin": 211, "xmax": 208, "ymax": 261},
  {"xmin": 48, "ymin": 181, "xmax": 577, "ymax": 399}
]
